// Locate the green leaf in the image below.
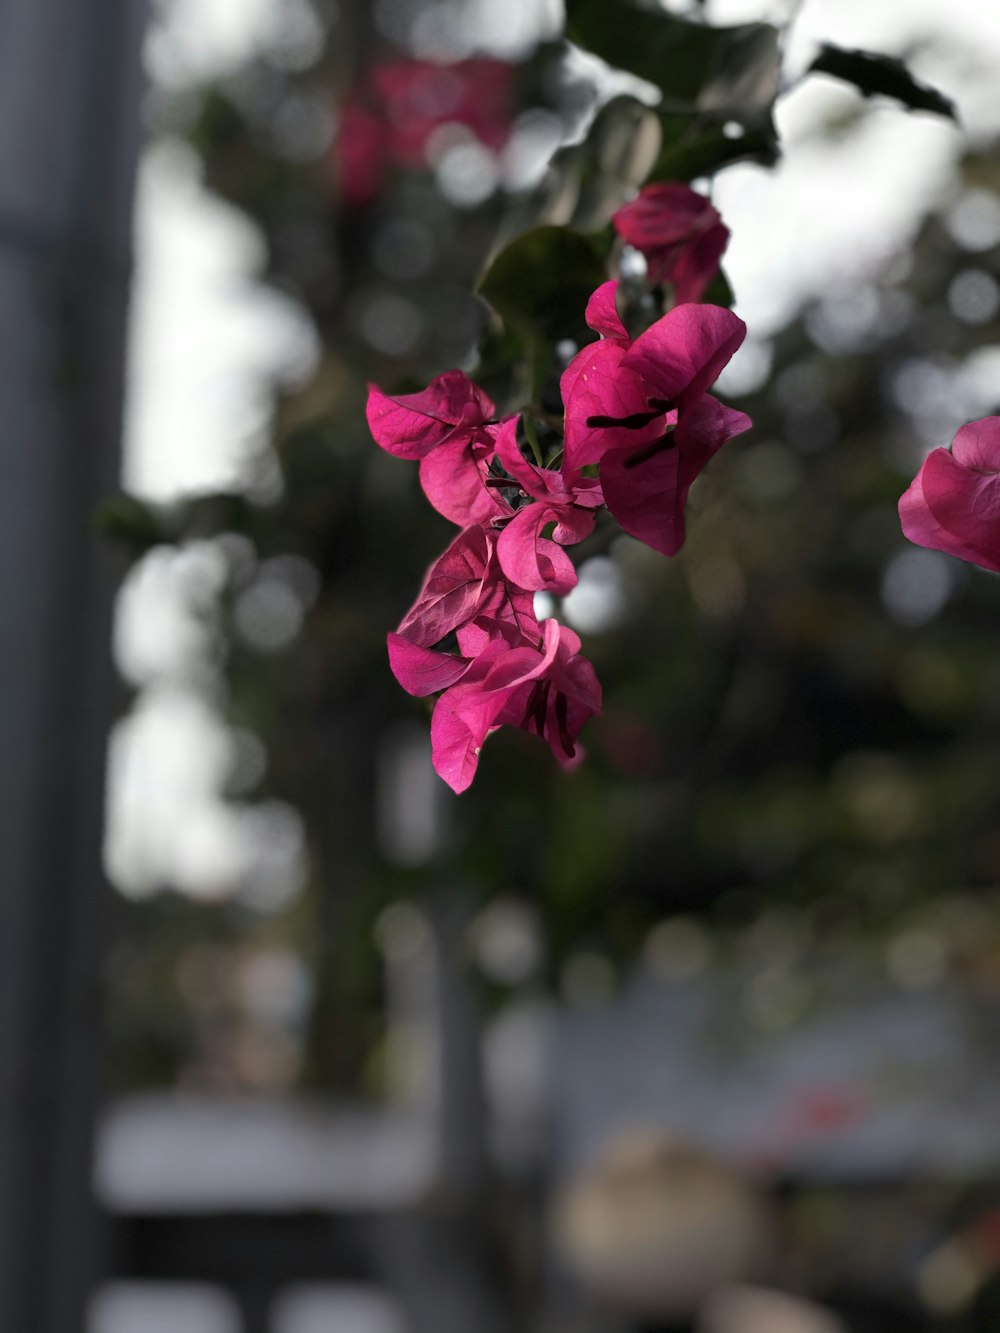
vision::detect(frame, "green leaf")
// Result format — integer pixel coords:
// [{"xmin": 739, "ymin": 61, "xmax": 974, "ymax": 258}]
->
[
  {"xmin": 696, "ymin": 23, "xmax": 782, "ymax": 130},
  {"xmin": 477, "ymin": 226, "xmax": 608, "ymax": 343},
  {"xmin": 565, "ymin": 0, "xmax": 779, "ymax": 116},
  {"xmin": 653, "ymin": 122, "xmax": 778, "ymax": 181},
  {"xmin": 702, "ymin": 268, "xmax": 735, "ymax": 310},
  {"xmin": 497, "ymin": 94, "xmax": 661, "ymax": 240},
  {"xmin": 808, "ymin": 45, "xmax": 958, "ymax": 121}
]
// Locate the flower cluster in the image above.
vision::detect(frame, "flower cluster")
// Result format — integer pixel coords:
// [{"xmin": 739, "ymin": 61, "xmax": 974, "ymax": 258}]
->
[
  {"xmin": 368, "ymin": 272, "xmax": 750, "ymax": 791},
  {"xmin": 899, "ymin": 416, "xmax": 1000, "ymax": 573}
]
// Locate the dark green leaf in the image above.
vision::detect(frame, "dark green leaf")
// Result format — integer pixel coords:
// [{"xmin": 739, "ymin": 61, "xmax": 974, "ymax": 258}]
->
[
  {"xmin": 653, "ymin": 122, "xmax": 778, "ymax": 181},
  {"xmin": 565, "ymin": 0, "xmax": 779, "ymax": 116},
  {"xmin": 702, "ymin": 268, "xmax": 735, "ymax": 310},
  {"xmin": 697, "ymin": 24, "xmax": 782, "ymax": 130},
  {"xmin": 477, "ymin": 226, "xmax": 608, "ymax": 343},
  {"xmin": 808, "ymin": 45, "xmax": 958, "ymax": 121},
  {"xmin": 498, "ymin": 94, "xmax": 661, "ymax": 240}
]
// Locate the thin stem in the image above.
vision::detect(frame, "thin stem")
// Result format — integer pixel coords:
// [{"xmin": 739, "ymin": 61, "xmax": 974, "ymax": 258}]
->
[{"xmin": 522, "ymin": 411, "xmax": 544, "ymax": 467}]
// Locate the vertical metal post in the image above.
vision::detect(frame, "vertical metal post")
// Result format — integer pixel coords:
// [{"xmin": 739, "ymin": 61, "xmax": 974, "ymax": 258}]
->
[{"xmin": 0, "ymin": 1, "xmax": 145, "ymax": 1328}]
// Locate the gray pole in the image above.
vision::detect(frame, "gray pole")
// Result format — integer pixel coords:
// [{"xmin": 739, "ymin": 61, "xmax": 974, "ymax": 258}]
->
[{"xmin": 0, "ymin": 1, "xmax": 145, "ymax": 1329}]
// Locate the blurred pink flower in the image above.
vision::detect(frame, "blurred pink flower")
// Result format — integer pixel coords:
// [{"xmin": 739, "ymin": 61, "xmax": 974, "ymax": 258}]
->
[
  {"xmin": 613, "ymin": 182, "xmax": 729, "ymax": 303},
  {"xmin": 899, "ymin": 416, "xmax": 1000, "ymax": 572},
  {"xmin": 336, "ymin": 58, "xmax": 513, "ymax": 205}
]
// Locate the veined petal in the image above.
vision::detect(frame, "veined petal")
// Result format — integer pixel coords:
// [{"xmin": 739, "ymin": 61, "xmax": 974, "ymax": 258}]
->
[
  {"xmin": 419, "ymin": 438, "xmax": 504, "ymax": 527},
  {"xmin": 396, "ymin": 525, "xmax": 493, "ymax": 646},
  {"xmin": 898, "ymin": 458, "xmax": 978, "ymax": 563},
  {"xmin": 387, "ymin": 633, "xmax": 471, "ymax": 696},
  {"xmin": 366, "ymin": 370, "xmax": 494, "ymax": 460}
]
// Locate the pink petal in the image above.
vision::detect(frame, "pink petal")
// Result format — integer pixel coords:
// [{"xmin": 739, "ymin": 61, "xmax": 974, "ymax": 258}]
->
[
  {"xmin": 419, "ymin": 438, "xmax": 504, "ymax": 527},
  {"xmin": 950, "ymin": 416, "xmax": 1000, "ymax": 472},
  {"xmin": 584, "ymin": 280, "xmax": 630, "ymax": 344},
  {"xmin": 430, "ymin": 644, "xmax": 544, "ymax": 793},
  {"xmin": 600, "ymin": 394, "xmax": 749, "ymax": 557},
  {"xmin": 551, "ymin": 504, "xmax": 597, "ymax": 547},
  {"xmin": 600, "ymin": 438, "xmax": 686, "ymax": 556},
  {"xmin": 396, "ymin": 525, "xmax": 493, "ymax": 646},
  {"xmin": 669, "ymin": 220, "xmax": 730, "ymax": 305},
  {"xmin": 493, "ymin": 416, "xmax": 548, "ymax": 498},
  {"xmin": 613, "ymin": 184, "xmax": 716, "ymax": 250},
  {"xmin": 623, "ymin": 303, "xmax": 746, "ymax": 409},
  {"xmin": 387, "ymin": 633, "xmax": 471, "ymax": 696},
  {"xmin": 497, "ymin": 506, "xmax": 579, "ymax": 594},
  {"xmin": 480, "ymin": 575, "xmax": 540, "ymax": 644},
  {"xmin": 366, "ymin": 371, "xmax": 494, "ymax": 460},
  {"xmin": 908, "ymin": 447, "xmax": 1000, "ymax": 572},
  {"xmin": 562, "ymin": 341, "xmax": 661, "ymax": 469}
]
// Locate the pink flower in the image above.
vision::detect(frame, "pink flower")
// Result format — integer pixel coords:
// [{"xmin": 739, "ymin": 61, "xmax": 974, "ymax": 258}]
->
[
  {"xmin": 391, "ymin": 524, "xmax": 536, "ymax": 653},
  {"xmin": 366, "ymin": 372, "xmax": 505, "ymax": 526},
  {"xmin": 430, "ymin": 619, "xmax": 603, "ymax": 793},
  {"xmin": 492, "ymin": 418, "xmax": 603, "ymax": 594},
  {"xmin": 899, "ymin": 416, "xmax": 1000, "ymax": 572},
  {"xmin": 613, "ymin": 182, "xmax": 729, "ymax": 303},
  {"xmin": 561, "ymin": 282, "xmax": 751, "ymax": 556}
]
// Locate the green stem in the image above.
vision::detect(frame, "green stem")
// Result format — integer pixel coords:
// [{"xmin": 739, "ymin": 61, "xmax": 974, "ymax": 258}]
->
[{"xmin": 522, "ymin": 411, "xmax": 544, "ymax": 467}]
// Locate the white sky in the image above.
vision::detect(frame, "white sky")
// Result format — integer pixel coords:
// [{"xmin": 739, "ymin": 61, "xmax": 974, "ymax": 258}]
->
[{"xmin": 110, "ymin": 0, "xmax": 1000, "ymax": 899}]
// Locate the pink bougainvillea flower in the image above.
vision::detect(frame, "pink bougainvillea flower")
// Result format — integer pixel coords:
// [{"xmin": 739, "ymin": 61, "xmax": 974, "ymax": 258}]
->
[
  {"xmin": 366, "ymin": 372, "xmax": 506, "ymax": 526},
  {"xmin": 430, "ymin": 619, "xmax": 602, "ymax": 793},
  {"xmin": 613, "ymin": 182, "xmax": 729, "ymax": 304},
  {"xmin": 491, "ymin": 418, "xmax": 603, "ymax": 594},
  {"xmin": 392, "ymin": 524, "xmax": 536, "ymax": 652},
  {"xmin": 561, "ymin": 281, "xmax": 750, "ymax": 555},
  {"xmin": 899, "ymin": 416, "xmax": 1000, "ymax": 572}
]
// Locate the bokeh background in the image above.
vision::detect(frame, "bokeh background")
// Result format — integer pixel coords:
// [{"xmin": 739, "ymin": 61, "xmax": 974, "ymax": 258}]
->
[{"xmin": 7, "ymin": 0, "xmax": 1000, "ymax": 1329}]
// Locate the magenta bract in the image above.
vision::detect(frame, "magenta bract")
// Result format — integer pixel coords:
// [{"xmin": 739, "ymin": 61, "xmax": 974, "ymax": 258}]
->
[
  {"xmin": 613, "ymin": 182, "xmax": 729, "ymax": 303},
  {"xmin": 899, "ymin": 416, "xmax": 1000, "ymax": 573},
  {"xmin": 429, "ymin": 620, "xmax": 602, "ymax": 793},
  {"xmin": 493, "ymin": 418, "xmax": 603, "ymax": 593},
  {"xmin": 366, "ymin": 370, "xmax": 495, "ymax": 461},
  {"xmin": 562, "ymin": 282, "xmax": 750, "ymax": 555}
]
